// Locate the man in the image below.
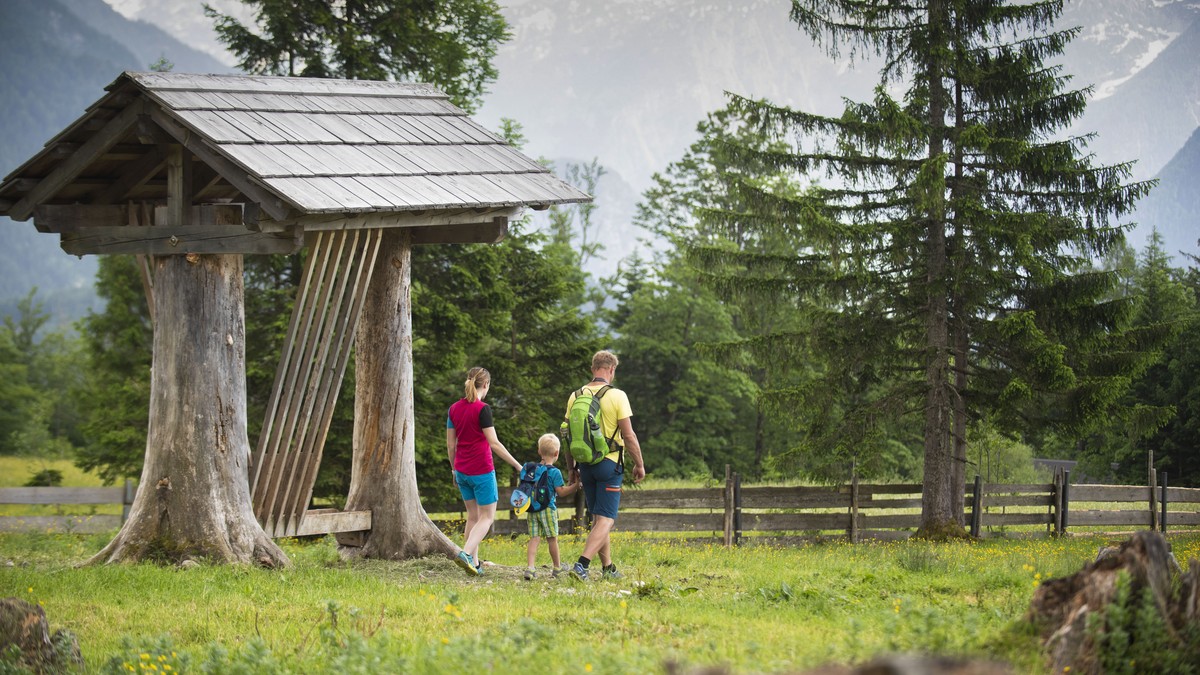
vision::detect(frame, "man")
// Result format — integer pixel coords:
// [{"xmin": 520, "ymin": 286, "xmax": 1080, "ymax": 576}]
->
[{"xmin": 567, "ymin": 350, "xmax": 645, "ymax": 581}]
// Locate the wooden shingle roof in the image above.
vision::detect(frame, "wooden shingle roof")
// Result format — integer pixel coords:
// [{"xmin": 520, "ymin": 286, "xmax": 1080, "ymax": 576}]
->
[{"xmin": 0, "ymin": 72, "xmax": 589, "ymax": 254}]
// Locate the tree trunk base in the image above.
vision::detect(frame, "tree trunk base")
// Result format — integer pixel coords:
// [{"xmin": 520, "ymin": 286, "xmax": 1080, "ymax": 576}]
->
[
  {"xmin": 85, "ymin": 517, "xmax": 289, "ymax": 568},
  {"xmin": 914, "ymin": 518, "xmax": 971, "ymax": 541}
]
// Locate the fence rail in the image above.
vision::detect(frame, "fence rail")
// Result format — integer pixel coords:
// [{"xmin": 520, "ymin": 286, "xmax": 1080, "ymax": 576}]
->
[
  {"xmin": 427, "ymin": 467, "xmax": 1200, "ymax": 544},
  {"xmin": 0, "ymin": 481, "xmax": 135, "ymax": 533}
]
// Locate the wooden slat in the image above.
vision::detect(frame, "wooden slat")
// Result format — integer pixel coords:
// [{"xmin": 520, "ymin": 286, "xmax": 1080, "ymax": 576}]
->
[
  {"xmin": 410, "ymin": 218, "xmax": 508, "ymax": 245},
  {"xmin": 980, "ymin": 494, "xmax": 1055, "ymax": 508},
  {"xmin": 1164, "ymin": 487, "xmax": 1200, "ymax": 503},
  {"xmin": 612, "ymin": 512, "xmax": 724, "ymax": 532},
  {"xmin": 856, "ymin": 513, "xmax": 923, "ymax": 529},
  {"xmin": 294, "ymin": 509, "xmax": 372, "ymax": 536},
  {"xmin": 979, "ymin": 512, "xmax": 1054, "ymax": 526},
  {"xmin": 1069, "ymin": 510, "xmax": 1155, "ymax": 526},
  {"xmin": 741, "ymin": 513, "xmax": 850, "ymax": 531},
  {"xmin": 1164, "ymin": 512, "xmax": 1200, "ymax": 525},
  {"xmin": 620, "ymin": 488, "xmax": 724, "ymax": 510},
  {"xmin": 88, "ymin": 146, "xmax": 166, "ymax": 206},
  {"xmin": 7, "ymin": 100, "xmax": 145, "ymax": 221},
  {"xmin": 0, "ymin": 515, "xmax": 121, "ymax": 534},
  {"xmin": 1070, "ymin": 485, "xmax": 1156, "ymax": 502},
  {"xmin": 982, "ymin": 483, "xmax": 1055, "ymax": 493},
  {"xmin": 0, "ymin": 486, "xmax": 125, "ymax": 505}
]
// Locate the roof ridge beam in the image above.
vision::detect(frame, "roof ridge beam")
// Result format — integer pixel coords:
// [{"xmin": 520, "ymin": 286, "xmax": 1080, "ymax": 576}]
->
[{"xmin": 7, "ymin": 99, "xmax": 147, "ymax": 221}]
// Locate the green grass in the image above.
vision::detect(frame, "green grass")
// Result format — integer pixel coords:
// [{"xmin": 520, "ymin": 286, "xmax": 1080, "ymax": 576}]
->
[
  {"xmin": 0, "ymin": 457, "xmax": 121, "ymax": 519},
  {"xmin": 7, "ymin": 530, "xmax": 1200, "ymax": 673}
]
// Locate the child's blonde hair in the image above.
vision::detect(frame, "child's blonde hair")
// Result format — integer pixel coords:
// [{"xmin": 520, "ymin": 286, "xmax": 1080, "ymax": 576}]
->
[{"xmin": 537, "ymin": 433, "xmax": 561, "ymax": 459}]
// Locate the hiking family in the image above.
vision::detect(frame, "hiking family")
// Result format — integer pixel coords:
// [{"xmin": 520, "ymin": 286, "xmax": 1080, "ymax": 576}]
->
[{"xmin": 446, "ymin": 350, "xmax": 645, "ymax": 580}]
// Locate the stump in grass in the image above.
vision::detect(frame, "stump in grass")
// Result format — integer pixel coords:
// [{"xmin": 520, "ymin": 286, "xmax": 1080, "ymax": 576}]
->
[
  {"xmin": 0, "ymin": 598, "xmax": 82, "ymax": 673},
  {"xmin": 1027, "ymin": 530, "xmax": 1200, "ymax": 672}
]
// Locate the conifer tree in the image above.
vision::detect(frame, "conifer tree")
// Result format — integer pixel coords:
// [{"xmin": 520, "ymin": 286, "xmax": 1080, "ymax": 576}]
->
[{"xmin": 700, "ymin": 0, "xmax": 1153, "ymax": 536}]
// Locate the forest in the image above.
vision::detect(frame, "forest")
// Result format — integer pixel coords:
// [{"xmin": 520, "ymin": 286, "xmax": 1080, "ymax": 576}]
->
[{"xmin": 1, "ymin": 0, "xmax": 1198, "ymax": 515}]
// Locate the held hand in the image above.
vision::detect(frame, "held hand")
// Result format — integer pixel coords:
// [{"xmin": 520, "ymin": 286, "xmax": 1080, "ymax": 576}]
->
[{"xmin": 631, "ymin": 464, "xmax": 646, "ymax": 484}]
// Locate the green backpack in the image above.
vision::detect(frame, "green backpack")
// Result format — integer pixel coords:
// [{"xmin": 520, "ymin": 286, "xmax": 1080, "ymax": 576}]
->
[{"xmin": 560, "ymin": 385, "xmax": 618, "ymax": 465}]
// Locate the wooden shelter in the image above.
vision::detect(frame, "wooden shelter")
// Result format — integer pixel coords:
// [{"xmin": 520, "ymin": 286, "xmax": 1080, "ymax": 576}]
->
[{"xmin": 0, "ymin": 72, "xmax": 589, "ymax": 541}]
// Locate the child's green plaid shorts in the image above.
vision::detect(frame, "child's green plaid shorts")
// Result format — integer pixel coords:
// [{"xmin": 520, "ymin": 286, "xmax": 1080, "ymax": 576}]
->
[{"xmin": 529, "ymin": 505, "xmax": 559, "ymax": 538}]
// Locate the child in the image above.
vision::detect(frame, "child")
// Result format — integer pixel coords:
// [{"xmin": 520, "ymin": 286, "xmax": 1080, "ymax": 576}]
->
[{"xmin": 524, "ymin": 433, "xmax": 580, "ymax": 580}]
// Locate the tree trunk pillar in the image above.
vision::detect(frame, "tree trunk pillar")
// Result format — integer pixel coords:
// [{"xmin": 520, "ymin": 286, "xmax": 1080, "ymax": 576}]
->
[
  {"xmin": 341, "ymin": 229, "xmax": 457, "ymax": 560},
  {"xmin": 88, "ymin": 254, "xmax": 288, "ymax": 566}
]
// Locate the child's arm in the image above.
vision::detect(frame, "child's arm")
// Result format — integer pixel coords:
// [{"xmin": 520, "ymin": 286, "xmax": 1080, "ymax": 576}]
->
[{"xmin": 555, "ymin": 470, "xmax": 579, "ymax": 497}]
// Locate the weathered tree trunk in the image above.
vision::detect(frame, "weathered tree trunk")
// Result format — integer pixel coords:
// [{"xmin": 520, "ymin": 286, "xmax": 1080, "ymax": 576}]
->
[
  {"xmin": 915, "ymin": 0, "xmax": 966, "ymax": 541},
  {"xmin": 88, "ymin": 254, "xmax": 288, "ymax": 567},
  {"xmin": 340, "ymin": 229, "xmax": 457, "ymax": 560}
]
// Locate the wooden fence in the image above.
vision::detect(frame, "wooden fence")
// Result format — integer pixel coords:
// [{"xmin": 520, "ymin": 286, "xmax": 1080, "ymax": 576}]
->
[
  {"xmin": 429, "ymin": 468, "xmax": 1200, "ymax": 544},
  {"xmin": 0, "ymin": 480, "xmax": 135, "ymax": 533}
]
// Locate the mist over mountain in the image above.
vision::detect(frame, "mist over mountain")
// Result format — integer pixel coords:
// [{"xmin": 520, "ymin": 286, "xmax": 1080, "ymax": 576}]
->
[
  {"xmin": 0, "ymin": 0, "xmax": 227, "ymax": 328},
  {"xmin": 1, "ymin": 0, "xmax": 1196, "ymax": 324}
]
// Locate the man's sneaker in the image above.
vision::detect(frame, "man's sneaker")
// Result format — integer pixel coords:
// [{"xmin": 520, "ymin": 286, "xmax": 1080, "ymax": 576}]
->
[
  {"xmin": 454, "ymin": 551, "xmax": 480, "ymax": 577},
  {"xmin": 569, "ymin": 562, "xmax": 588, "ymax": 582},
  {"xmin": 523, "ymin": 567, "xmax": 536, "ymax": 581},
  {"xmin": 602, "ymin": 564, "xmax": 623, "ymax": 580}
]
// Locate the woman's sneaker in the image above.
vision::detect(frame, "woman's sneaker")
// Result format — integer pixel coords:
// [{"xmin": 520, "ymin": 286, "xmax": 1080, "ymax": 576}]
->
[{"xmin": 454, "ymin": 551, "xmax": 480, "ymax": 577}]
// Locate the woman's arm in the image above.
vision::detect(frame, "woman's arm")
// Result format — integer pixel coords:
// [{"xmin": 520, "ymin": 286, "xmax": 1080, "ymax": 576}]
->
[
  {"xmin": 446, "ymin": 427, "xmax": 457, "ymax": 467},
  {"xmin": 482, "ymin": 426, "xmax": 522, "ymax": 472}
]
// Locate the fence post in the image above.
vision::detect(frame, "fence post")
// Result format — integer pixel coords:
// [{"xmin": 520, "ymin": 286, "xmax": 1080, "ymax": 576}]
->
[
  {"xmin": 1052, "ymin": 469, "xmax": 1062, "ymax": 537},
  {"xmin": 1062, "ymin": 471, "xmax": 1070, "ymax": 534},
  {"xmin": 734, "ymin": 472, "xmax": 742, "ymax": 547},
  {"xmin": 1161, "ymin": 471, "xmax": 1168, "ymax": 534},
  {"xmin": 723, "ymin": 464, "xmax": 733, "ymax": 548},
  {"xmin": 849, "ymin": 467, "xmax": 860, "ymax": 544},
  {"xmin": 122, "ymin": 479, "xmax": 135, "ymax": 522},
  {"xmin": 970, "ymin": 475, "xmax": 982, "ymax": 538},
  {"xmin": 1150, "ymin": 466, "xmax": 1159, "ymax": 530}
]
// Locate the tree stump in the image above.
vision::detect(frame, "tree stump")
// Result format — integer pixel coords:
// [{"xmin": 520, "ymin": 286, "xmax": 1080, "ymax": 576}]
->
[
  {"xmin": 340, "ymin": 229, "xmax": 457, "ymax": 560},
  {"xmin": 0, "ymin": 597, "xmax": 82, "ymax": 673},
  {"xmin": 1027, "ymin": 530, "xmax": 1200, "ymax": 672},
  {"xmin": 87, "ymin": 254, "xmax": 288, "ymax": 567}
]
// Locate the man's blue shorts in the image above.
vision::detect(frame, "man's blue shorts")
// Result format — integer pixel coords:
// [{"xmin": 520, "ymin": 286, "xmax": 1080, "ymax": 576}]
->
[
  {"xmin": 580, "ymin": 458, "xmax": 623, "ymax": 520},
  {"xmin": 455, "ymin": 470, "xmax": 498, "ymax": 506}
]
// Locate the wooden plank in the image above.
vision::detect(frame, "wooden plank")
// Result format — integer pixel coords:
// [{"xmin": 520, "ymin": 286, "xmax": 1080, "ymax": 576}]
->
[
  {"xmin": 741, "ymin": 512, "xmax": 849, "ymax": 530},
  {"xmin": 618, "ymin": 488, "xmax": 724, "ymax": 509},
  {"xmin": 1165, "ymin": 487, "xmax": 1200, "ymax": 503},
  {"xmin": 1070, "ymin": 485, "xmax": 1155, "ymax": 503},
  {"xmin": 0, "ymin": 515, "xmax": 122, "ymax": 534},
  {"xmin": 36, "ymin": 204, "xmax": 242, "ymax": 232},
  {"xmin": 256, "ymin": 207, "xmax": 520, "ymax": 232},
  {"xmin": 611, "ymin": 512, "xmax": 724, "ymax": 532},
  {"xmin": 89, "ymin": 147, "xmax": 168, "ymax": 206},
  {"xmin": 294, "ymin": 509, "xmax": 372, "ymax": 536},
  {"xmin": 1164, "ymin": 512, "xmax": 1200, "ymax": 525},
  {"xmin": 0, "ymin": 486, "xmax": 125, "ymax": 505},
  {"xmin": 859, "ymin": 497, "xmax": 923, "ymax": 510},
  {"xmin": 150, "ymin": 106, "xmax": 293, "ymax": 221},
  {"xmin": 61, "ymin": 224, "xmax": 300, "ymax": 256},
  {"xmin": 7, "ymin": 100, "xmax": 145, "ymax": 221},
  {"xmin": 979, "ymin": 494, "xmax": 1055, "ymax": 508},
  {"xmin": 982, "ymin": 483, "xmax": 1056, "ymax": 493},
  {"xmin": 979, "ymin": 512, "xmax": 1055, "ymax": 526},
  {"xmin": 1069, "ymin": 510, "xmax": 1155, "ymax": 526},
  {"xmin": 410, "ymin": 218, "xmax": 508, "ymax": 245},
  {"xmin": 856, "ymin": 513, "xmax": 923, "ymax": 529}
]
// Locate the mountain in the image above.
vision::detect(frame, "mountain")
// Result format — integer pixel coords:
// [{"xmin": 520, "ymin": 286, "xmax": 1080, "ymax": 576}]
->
[
  {"xmin": 0, "ymin": 0, "xmax": 228, "ymax": 329},
  {"xmin": 1135, "ymin": 129, "xmax": 1200, "ymax": 259}
]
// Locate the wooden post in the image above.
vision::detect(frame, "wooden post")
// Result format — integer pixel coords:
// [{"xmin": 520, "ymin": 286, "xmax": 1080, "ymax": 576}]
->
[
  {"xmin": 1052, "ymin": 468, "xmax": 1063, "ymax": 537},
  {"xmin": 733, "ymin": 472, "xmax": 742, "ymax": 547},
  {"xmin": 723, "ymin": 464, "xmax": 733, "ymax": 548},
  {"xmin": 1062, "ymin": 471, "xmax": 1070, "ymax": 534},
  {"xmin": 1149, "ymin": 449, "xmax": 1158, "ymax": 530},
  {"xmin": 1161, "ymin": 471, "xmax": 1168, "ymax": 534},
  {"xmin": 849, "ymin": 461, "xmax": 860, "ymax": 544},
  {"xmin": 970, "ymin": 474, "xmax": 982, "ymax": 538},
  {"xmin": 122, "ymin": 479, "xmax": 135, "ymax": 523}
]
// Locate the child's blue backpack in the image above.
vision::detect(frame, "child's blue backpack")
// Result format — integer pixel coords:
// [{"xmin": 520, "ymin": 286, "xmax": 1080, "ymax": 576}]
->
[{"xmin": 515, "ymin": 462, "xmax": 554, "ymax": 514}]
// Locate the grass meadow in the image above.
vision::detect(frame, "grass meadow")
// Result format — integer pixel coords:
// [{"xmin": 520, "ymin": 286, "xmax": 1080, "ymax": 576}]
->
[{"xmin": 5, "ymin": 457, "xmax": 1200, "ymax": 673}]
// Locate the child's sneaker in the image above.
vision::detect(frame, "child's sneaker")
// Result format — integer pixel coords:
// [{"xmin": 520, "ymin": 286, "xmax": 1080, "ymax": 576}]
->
[
  {"xmin": 569, "ymin": 562, "xmax": 588, "ymax": 582},
  {"xmin": 454, "ymin": 551, "xmax": 480, "ymax": 577},
  {"xmin": 552, "ymin": 564, "xmax": 569, "ymax": 578},
  {"xmin": 602, "ymin": 563, "xmax": 623, "ymax": 580},
  {"xmin": 523, "ymin": 567, "xmax": 536, "ymax": 580}
]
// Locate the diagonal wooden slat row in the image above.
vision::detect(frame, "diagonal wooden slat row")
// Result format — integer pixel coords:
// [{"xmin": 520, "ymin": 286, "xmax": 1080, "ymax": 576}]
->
[{"xmin": 250, "ymin": 228, "xmax": 383, "ymax": 537}]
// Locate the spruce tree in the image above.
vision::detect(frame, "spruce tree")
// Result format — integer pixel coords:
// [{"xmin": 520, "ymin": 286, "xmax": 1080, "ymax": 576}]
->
[{"xmin": 701, "ymin": 0, "xmax": 1153, "ymax": 536}]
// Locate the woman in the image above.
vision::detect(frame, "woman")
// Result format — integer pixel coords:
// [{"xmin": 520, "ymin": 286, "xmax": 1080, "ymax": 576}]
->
[{"xmin": 447, "ymin": 366, "xmax": 522, "ymax": 576}]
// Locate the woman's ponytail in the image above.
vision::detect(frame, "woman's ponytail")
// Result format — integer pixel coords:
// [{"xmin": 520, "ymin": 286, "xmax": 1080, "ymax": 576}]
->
[{"xmin": 464, "ymin": 367, "xmax": 490, "ymax": 403}]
